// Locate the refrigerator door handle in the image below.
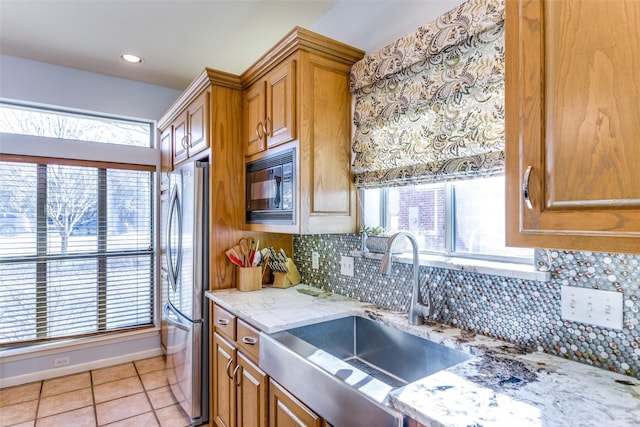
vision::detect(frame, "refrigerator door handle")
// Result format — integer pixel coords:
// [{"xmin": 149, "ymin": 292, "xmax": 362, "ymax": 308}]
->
[
  {"xmin": 163, "ymin": 303, "xmax": 191, "ymax": 332},
  {"xmin": 166, "ymin": 184, "xmax": 183, "ymax": 293}
]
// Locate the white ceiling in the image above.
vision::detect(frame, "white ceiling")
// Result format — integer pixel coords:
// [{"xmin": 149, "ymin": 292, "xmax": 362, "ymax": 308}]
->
[{"xmin": 0, "ymin": 0, "xmax": 464, "ymax": 90}]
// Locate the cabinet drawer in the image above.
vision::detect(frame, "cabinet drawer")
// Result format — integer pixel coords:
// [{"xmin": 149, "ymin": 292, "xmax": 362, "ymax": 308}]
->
[
  {"xmin": 237, "ymin": 319, "xmax": 260, "ymax": 363},
  {"xmin": 213, "ymin": 305, "xmax": 237, "ymax": 341}
]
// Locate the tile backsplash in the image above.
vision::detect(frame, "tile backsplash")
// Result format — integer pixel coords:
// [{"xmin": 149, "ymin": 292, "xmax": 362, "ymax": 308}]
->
[{"xmin": 293, "ymin": 234, "xmax": 640, "ymax": 379}]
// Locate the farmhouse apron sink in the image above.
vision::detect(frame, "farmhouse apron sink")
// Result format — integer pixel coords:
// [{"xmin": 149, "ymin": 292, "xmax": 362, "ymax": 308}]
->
[{"xmin": 260, "ymin": 315, "xmax": 471, "ymax": 427}]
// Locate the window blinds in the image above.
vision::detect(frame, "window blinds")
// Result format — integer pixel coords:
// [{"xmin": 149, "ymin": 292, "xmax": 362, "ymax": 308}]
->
[
  {"xmin": 350, "ymin": 0, "xmax": 506, "ymax": 188},
  {"xmin": 0, "ymin": 158, "xmax": 155, "ymax": 347}
]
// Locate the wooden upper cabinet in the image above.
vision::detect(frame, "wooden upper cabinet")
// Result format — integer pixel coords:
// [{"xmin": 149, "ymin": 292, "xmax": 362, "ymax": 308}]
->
[
  {"xmin": 172, "ymin": 90, "xmax": 209, "ymax": 166},
  {"xmin": 159, "ymin": 126, "xmax": 173, "ymax": 175},
  {"xmin": 505, "ymin": 0, "xmax": 640, "ymax": 254},
  {"xmin": 244, "ymin": 81, "xmax": 267, "ymax": 156},
  {"xmin": 158, "ymin": 68, "xmax": 246, "ymax": 290},
  {"xmin": 172, "ymin": 109, "xmax": 188, "ymax": 165},
  {"xmin": 187, "ymin": 90, "xmax": 208, "ymax": 158},
  {"xmin": 244, "ymin": 59, "xmax": 296, "ymax": 156},
  {"xmin": 299, "ymin": 52, "xmax": 355, "ymax": 234},
  {"xmin": 241, "ymin": 27, "xmax": 365, "ymax": 234},
  {"xmin": 266, "ymin": 60, "xmax": 296, "ymax": 149}
]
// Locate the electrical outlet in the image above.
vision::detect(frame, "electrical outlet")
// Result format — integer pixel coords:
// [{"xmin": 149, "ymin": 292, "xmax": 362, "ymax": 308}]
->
[
  {"xmin": 312, "ymin": 251, "xmax": 320, "ymax": 269},
  {"xmin": 340, "ymin": 256, "xmax": 354, "ymax": 277},
  {"xmin": 561, "ymin": 286, "xmax": 623, "ymax": 330},
  {"xmin": 54, "ymin": 357, "xmax": 70, "ymax": 367}
]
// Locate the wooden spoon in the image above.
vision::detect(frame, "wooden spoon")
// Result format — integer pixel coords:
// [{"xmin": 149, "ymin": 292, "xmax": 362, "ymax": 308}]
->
[{"xmin": 239, "ymin": 238, "xmax": 250, "ymax": 267}]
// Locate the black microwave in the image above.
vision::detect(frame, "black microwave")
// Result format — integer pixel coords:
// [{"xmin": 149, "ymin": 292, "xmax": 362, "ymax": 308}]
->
[{"xmin": 246, "ymin": 148, "xmax": 295, "ymax": 224}]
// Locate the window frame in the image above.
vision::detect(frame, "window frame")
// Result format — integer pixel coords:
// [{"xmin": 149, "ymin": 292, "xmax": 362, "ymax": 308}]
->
[
  {"xmin": 0, "ymin": 103, "xmax": 159, "ymax": 348},
  {"xmin": 360, "ymin": 177, "xmax": 534, "ymax": 265}
]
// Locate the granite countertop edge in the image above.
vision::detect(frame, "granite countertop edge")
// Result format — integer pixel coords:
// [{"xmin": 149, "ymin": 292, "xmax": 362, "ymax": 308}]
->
[{"xmin": 205, "ymin": 285, "xmax": 640, "ymax": 427}]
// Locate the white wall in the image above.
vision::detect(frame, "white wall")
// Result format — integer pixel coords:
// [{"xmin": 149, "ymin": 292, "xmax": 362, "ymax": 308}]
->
[
  {"xmin": 311, "ymin": 0, "xmax": 465, "ymax": 54},
  {"xmin": 0, "ymin": 331, "xmax": 161, "ymax": 388},
  {"xmin": 0, "ymin": 54, "xmax": 181, "ymax": 120}
]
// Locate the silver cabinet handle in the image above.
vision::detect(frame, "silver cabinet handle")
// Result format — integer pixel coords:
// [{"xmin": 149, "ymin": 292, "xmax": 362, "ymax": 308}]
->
[
  {"xmin": 256, "ymin": 122, "xmax": 264, "ymax": 140},
  {"xmin": 225, "ymin": 358, "xmax": 234, "ymax": 379},
  {"xmin": 264, "ymin": 117, "xmax": 271, "ymax": 137},
  {"xmin": 217, "ymin": 318, "xmax": 229, "ymax": 326},
  {"xmin": 241, "ymin": 336, "xmax": 257, "ymax": 345},
  {"xmin": 232, "ymin": 365, "xmax": 241, "ymax": 386},
  {"xmin": 523, "ymin": 165, "xmax": 533, "ymax": 210}
]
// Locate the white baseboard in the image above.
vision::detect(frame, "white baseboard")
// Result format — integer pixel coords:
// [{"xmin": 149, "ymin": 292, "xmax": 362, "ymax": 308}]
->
[{"xmin": 0, "ymin": 348, "xmax": 163, "ymax": 388}]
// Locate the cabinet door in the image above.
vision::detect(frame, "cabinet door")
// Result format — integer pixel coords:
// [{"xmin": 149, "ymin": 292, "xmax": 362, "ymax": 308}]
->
[
  {"xmin": 299, "ymin": 53, "xmax": 356, "ymax": 234},
  {"xmin": 237, "ymin": 352, "xmax": 268, "ymax": 427},
  {"xmin": 213, "ymin": 333, "xmax": 236, "ymax": 427},
  {"xmin": 269, "ymin": 379, "xmax": 322, "ymax": 427},
  {"xmin": 245, "ymin": 81, "xmax": 267, "ymax": 156},
  {"xmin": 266, "ymin": 60, "xmax": 296, "ymax": 149},
  {"xmin": 172, "ymin": 109, "xmax": 189, "ymax": 165},
  {"xmin": 187, "ymin": 90, "xmax": 209, "ymax": 159},
  {"xmin": 160, "ymin": 126, "xmax": 173, "ymax": 174},
  {"xmin": 505, "ymin": 0, "xmax": 640, "ymax": 253}
]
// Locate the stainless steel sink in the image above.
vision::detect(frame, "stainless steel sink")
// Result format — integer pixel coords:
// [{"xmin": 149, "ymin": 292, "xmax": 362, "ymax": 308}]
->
[{"xmin": 260, "ymin": 316, "xmax": 471, "ymax": 427}]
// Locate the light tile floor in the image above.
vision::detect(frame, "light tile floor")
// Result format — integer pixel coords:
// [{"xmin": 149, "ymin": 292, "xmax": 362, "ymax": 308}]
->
[{"xmin": 0, "ymin": 356, "xmax": 210, "ymax": 427}]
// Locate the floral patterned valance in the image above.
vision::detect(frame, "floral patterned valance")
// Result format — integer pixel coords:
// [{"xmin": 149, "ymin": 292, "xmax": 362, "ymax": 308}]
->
[{"xmin": 350, "ymin": 0, "xmax": 505, "ymax": 188}]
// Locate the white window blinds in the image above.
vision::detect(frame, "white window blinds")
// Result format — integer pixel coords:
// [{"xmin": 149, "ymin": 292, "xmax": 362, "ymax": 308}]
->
[{"xmin": 0, "ymin": 157, "xmax": 155, "ymax": 347}]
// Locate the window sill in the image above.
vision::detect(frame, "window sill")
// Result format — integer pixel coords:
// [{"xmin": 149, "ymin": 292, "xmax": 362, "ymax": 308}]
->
[{"xmin": 350, "ymin": 250, "xmax": 551, "ymax": 282}]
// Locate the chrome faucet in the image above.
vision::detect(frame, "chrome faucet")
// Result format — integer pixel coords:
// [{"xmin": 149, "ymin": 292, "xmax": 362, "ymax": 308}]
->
[{"xmin": 380, "ymin": 231, "xmax": 432, "ymax": 325}]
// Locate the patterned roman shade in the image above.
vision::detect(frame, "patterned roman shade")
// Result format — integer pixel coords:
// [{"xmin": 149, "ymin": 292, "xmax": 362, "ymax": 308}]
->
[{"xmin": 350, "ymin": 0, "xmax": 505, "ymax": 188}]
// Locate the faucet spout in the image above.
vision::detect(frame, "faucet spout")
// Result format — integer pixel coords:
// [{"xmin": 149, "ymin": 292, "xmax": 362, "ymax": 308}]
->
[{"xmin": 379, "ymin": 231, "xmax": 432, "ymax": 326}]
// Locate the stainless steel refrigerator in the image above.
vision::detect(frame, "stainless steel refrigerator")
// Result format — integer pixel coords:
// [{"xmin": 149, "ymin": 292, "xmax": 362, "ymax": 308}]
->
[{"xmin": 163, "ymin": 159, "xmax": 209, "ymax": 426}]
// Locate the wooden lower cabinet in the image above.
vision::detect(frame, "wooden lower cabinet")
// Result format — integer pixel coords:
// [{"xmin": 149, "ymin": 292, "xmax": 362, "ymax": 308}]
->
[
  {"xmin": 212, "ymin": 332, "xmax": 268, "ymax": 427},
  {"xmin": 269, "ymin": 379, "xmax": 322, "ymax": 427},
  {"xmin": 212, "ymin": 333, "xmax": 236, "ymax": 427},
  {"xmin": 212, "ymin": 304, "xmax": 324, "ymax": 427},
  {"xmin": 237, "ymin": 352, "xmax": 268, "ymax": 427}
]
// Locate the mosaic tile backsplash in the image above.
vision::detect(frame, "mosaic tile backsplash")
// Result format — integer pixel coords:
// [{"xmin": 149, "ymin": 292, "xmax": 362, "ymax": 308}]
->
[{"xmin": 293, "ymin": 234, "xmax": 640, "ymax": 379}]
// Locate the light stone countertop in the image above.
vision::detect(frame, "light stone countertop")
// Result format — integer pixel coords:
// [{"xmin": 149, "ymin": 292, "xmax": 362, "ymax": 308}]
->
[{"xmin": 206, "ymin": 284, "xmax": 640, "ymax": 427}]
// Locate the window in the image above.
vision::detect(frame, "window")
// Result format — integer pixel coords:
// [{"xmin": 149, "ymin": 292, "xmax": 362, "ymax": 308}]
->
[
  {"xmin": 361, "ymin": 176, "xmax": 533, "ymax": 263},
  {"xmin": 0, "ymin": 103, "xmax": 152, "ymax": 147},
  {"xmin": 0, "ymin": 103, "xmax": 156, "ymax": 348}
]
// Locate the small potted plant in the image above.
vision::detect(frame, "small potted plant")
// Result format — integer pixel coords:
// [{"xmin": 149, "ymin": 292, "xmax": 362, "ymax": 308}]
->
[{"xmin": 361, "ymin": 225, "xmax": 391, "ymax": 253}]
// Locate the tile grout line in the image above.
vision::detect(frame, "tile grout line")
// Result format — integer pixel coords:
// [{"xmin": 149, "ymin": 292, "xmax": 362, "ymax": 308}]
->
[
  {"xmin": 34, "ymin": 379, "xmax": 43, "ymax": 425},
  {"xmin": 90, "ymin": 368, "xmax": 98, "ymax": 427},
  {"xmin": 134, "ymin": 357, "xmax": 164, "ymax": 426}
]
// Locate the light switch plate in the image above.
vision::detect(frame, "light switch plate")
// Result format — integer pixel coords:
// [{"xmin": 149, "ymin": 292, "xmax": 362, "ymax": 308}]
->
[
  {"xmin": 312, "ymin": 252, "xmax": 320, "ymax": 270},
  {"xmin": 340, "ymin": 256, "xmax": 354, "ymax": 277},
  {"xmin": 561, "ymin": 285, "xmax": 623, "ymax": 330}
]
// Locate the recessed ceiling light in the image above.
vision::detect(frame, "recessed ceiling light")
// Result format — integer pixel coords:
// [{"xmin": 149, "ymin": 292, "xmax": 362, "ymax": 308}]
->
[{"xmin": 121, "ymin": 53, "xmax": 143, "ymax": 64}]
